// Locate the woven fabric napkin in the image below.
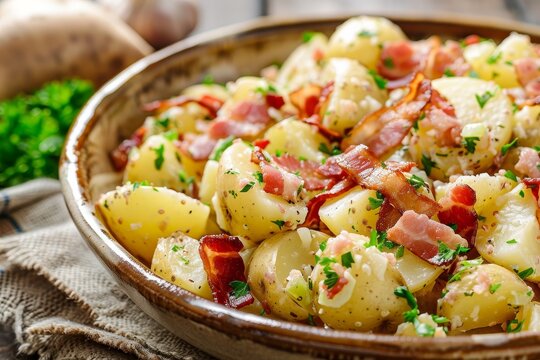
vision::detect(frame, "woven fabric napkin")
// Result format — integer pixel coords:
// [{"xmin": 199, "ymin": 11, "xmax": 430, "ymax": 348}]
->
[{"xmin": 0, "ymin": 179, "xmax": 212, "ymax": 359}]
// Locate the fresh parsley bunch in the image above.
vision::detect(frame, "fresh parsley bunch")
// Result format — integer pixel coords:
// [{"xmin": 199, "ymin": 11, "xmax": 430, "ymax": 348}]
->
[{"xmin": 0, "ymin": 79, "xmax": 93, "ymax": 188}]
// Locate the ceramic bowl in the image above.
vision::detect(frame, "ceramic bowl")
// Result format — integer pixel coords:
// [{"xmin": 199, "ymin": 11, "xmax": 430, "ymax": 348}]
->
[{"xmin": 61, "ymin": 15, "xmax": 540, "ymax": 359}]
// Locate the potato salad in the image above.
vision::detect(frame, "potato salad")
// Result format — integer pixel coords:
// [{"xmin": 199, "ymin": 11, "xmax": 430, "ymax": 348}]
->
[{"xmin": 96, "ymin": 16, "xmax": 540, "ymax": 337}]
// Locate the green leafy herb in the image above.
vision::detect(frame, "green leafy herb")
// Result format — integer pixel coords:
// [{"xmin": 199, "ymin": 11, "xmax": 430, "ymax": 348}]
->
[
  {"xmin": 253, "ymin": 171, "xmax": 264, "ymax": 184},
  {"xmin": 155, "ymin": 116, "xmax": 170, "ymax": 128},
  {"xmin": 302, "ymin": 31, "xmax": 319, "ymax": 43},
  {"xmin": 486, "ymin": 52, "xmax": 502, "ymax": 64},
  {"xmin": 368, "ymin": 191, "xmax": 384, "ymax": 209},
  {"xmin": 421, "ymin": 154, "xmax": 437, "ymax": 176},
  {"xmin": 307, "ymin": 314, "xmax": 316, "ymax": 325},
  {"xmin": 519, "ymin": 189, "xmax": 525, "ymax": 198},
  {"xmin": 275, "ymin": 149, "xmax": 283, "ymax": 157},
  {"xmin": 489, "ymin": 283, "xmax": 502, "ymax": 294},
  {"xmin": 323, "ymin": 266, "xmax": 339, "ymax": 289},
  {"xmin": 478, "ymin": 215, "xmax": 486, "ymax": 221},
  {"xmin": 132, "ymin": 180, "xmax": 149, "ymax": 191},
  {"xmin": 408, "ymin": 174, "xmax": 426, "ymax": 190},
  {"xmin": 178, "ymin": 170, "xmax": 194, "ymax": 185},
  {"xmin": 271, "ymin": 219, "xmax": 286, "ymax": 230},
  {"xmin": 230, "ymin": 280, "xmax": 250, "ymax": 298},
  {"xmin": 517, "ymin": 267, "xmax": 535, "ymax": 280},
  {"xmin": 504, "ymin": 170, "xmax": 518, "ymax": 182},
  {"xmin": 256, "ymin": 83, "xmax": 278, "ymax": 96},
  {"xmin": 506, "ymin": 319, "xmax": 524, "ymax": 333},
  {"xmin": 365, "ymin": 229, "xmax": 395, "ymax": 251},
  {"xmin": 396, "ymin": 245, "xmax": 405, "ymax": 259},
  {"xmin": 202, "ymin": 74, "xmax": 214, "ymax": 85},
  {"xmin": 240, "ymin": 181, "xmax": 255, "ymax": 193},
  {"xmin": 210, "ymin": 136, "xmax": 235, "ymax": 161},
  {"xmin": 383, "ymin": 57, "xmax": 395, "ymax": 68},
  {"xmin": 463, "ymin": 136, "xmax": 480, "ymax": 154},
  {"xmin": 475, "ymin": 91, "xmax": 495, "ymax": 109},
  {"xmin": 443, "ymin": 68, "xmax": 455, "ymax": 77},
  {"xmin": 448, "ymin": 223, "xmax": 458, "ymax": 232},
  {"xmin": 0, "ymin": 79, "xmax": 94, "ymax": 188},
  {"xmin": 228, "ymin": 190, "xmax": 238, "ymax": 198},
  {"xmin": 341, "ymin": 252, "xmax": 355, "ymax": 268},
  {"xmin": 225, "ymin": 169, "xmax": 239, "ymax": 175},
  {"xmin": 501, "ymin": 138, "xmax": 518, "ymax": 156},
  {"xmin": 319, "ymin": 241, "xmax": 327, "ymax": 252},
  {"xmin": 358, "ymin": 30, "xmax": 376, "ymax": 37},
  {"xmin": 163, "ymin": 129, "xmax": 178, "ymax": 141},
  {"xmin": 434, "ymin": 242, "xmax": 470, "ymax": 263},
  {"xmin": 368, "ymin": 69, "xmax": 387, "ymax": 90},
  {"xmin": 153, "ymin": 144, "xmax": 165, "ymax": 170},
  {"xmin": 431, "ymin": 315, "xmax": 450, "ymax": 324},
  {"xmin": 449, "ymin": 258, "xmax": 484, "ymax": 283},
  {"xmin": 506, "ymin": 239, "xmax": 518, "ymax": 244},
  {"xmin": 318, "ymin": 143, "xmax": 342, "ymax": 156}
]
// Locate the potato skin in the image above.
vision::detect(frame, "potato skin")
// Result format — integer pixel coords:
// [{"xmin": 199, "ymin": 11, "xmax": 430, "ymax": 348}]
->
[
  {"xmin": 0, "ymin": 0, "xmax": 152, "ymax": 100},
  {"xmin": 437, "ymin": 263, "xmax": 533, "ymax": 333},
  {"xmin": 312, "ymin": 232, "xmax": 408, "ymax": 332},
  {"xmin": 247, "ymin": 229, "xmax": 329, "ymax": 321},
  {"xmin": 96, "ymin": 184, "xmax": 210, "ymax": 264}
]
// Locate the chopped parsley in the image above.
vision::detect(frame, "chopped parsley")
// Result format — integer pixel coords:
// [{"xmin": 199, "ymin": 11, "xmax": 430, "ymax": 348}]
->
[
  {"xmin": 448, "ymin": 223, "xmax": 458, "ymax": 232},
  {"xmin": 319, "ymin": 241, "xmax": 327, "ymax": 252},
  {"xmin": 475, "ymin": 91, "xmax": 495, "ymax": 109},
  {"xmin": 302, "ymin": 31, "xmax": 320, "ymax": 43},
  {"xmin": 153, "ymin": 144, "xmax": 165, "ymax": 170},
  {"xmin": 443, "ymin": 68, "xmax": 455, "ymax": 77},
  {"xmin": 275, "ymin": 149, "xmax": 283, "ymax": 157},
  {"xmin": 230, "ymin": 280, "xmax": 250, "ymax": 298},
  {"xmin": 225, "ymin": 169, "xmax": 239, "ymax": 175},
  {"xmin": 448, "ymin": 258, "xmax": 484, "ymax": 283},
  {"xmin": 365, "ymin": 229, "xmax": 395, "ymax": 251},
  {"xmin": 394, "ymin": 286, "xmax": 438, "ymax": 336},
  {"xmin": 271, "ymin": 219, "xmax": 286, "ymax": 230},
  {"xmin": 240, "ymin": 181, "xmax": 255, "ymax": 193},
  {"xmin": 318, "ymin": 143, "xmax": 342, "ymax": 156},
  {"xmin": 463, "ymin": 136, "xmax": 480, "ymax": 154},
  {"xmin": 358, "ymin": 30, "xmax": 376, "ymax": 37},
  {"xmin": 256, "ymin": 83, "xmax": 278, "ymax": 95},
  {"xmin": 421, "ymin": 154, "xmax": 437, "ymax": 176},
  {"xmin": 210, "ymin": 136, "xmax": 235, "ymax": 161},
  {"xmin": 412, "ymin": 112, "xmax": 426, "ymax": 130},
  {"xmin": 486, "ymin": 52, "xmax": 502, "ymax": 65},
  {"xmin": 506, "ymin": 319, "xmax": 524, "ymax": 333},
  {"xmin": 341, "ymin": 252, "xmax": 355, "ymax": 268},
  {"xmin": 132, "ymin": 180, "xmax": 149, "ymax": 191},
  {"xmin": 253, "ymin": 171, "xmax": 264, "ymax": 184},
  {"xmin": 519, "ymin": 190, "xmax": 525, "ymax": 198},
  {"xmin": 323, "ymin": 266, "xmax": 339, "ymax": 289},
  {"xmin": 517, "ymin": 267, "xmax": 535, "ymax": 280},
  {"xmin": 383, "ymin": 57, "xmax": 395, "ymax": 69},
  {"xmin": 478, "ymin": 215, "xmax": 486, "ymax": 221},
  {"xmin": 155, "ymin": 116, "xmax": 170, "ymax": 128},
  {"xmin": 178, "ymin": 170, "xmax": 194, "ymax": 185},
  {"xmin": 504, "ymin": 170, "xmax": 518, "ymax": 182},
  {"xmin": 202, "ymin": 74, "xmax": 214, "ymax": 85},
  {"xmin": 396, "ymin": 245, "xmax": 405, "ymax": 259},
  {"xmin": 368, "ymin": 191, "xmax": 384, "ymax": 209},
  {"xmin": 228, "ymin": 190, "xmax": 238, "ymax": 198},
  {"xmin": 408, "ymin": 174, "xmax": 426, "ymax": 190},
  {"xmin": 171, "ymin": 244, "xmax": 184, "ymax": 252},
  {"xmin": 163, "ymin": 129, "xmax": 178, "ymax": 141},
  {"xmin": 489, "ymin": 283, "xmax": 502, "ymax": 294},
  {"xmin": 368, "ymin": 69, "xmax": 387, "ymax": 90},
  {"xmin": 506, "ymin": 239, "xmax": 518, "ymax": 244},
  {"xmin": 501, "ymin": 138, "xmax": 518, "ymax": 156},
  {"xmin": 434, "ymin": 242, "xmax": 470, "ymax": 263}
]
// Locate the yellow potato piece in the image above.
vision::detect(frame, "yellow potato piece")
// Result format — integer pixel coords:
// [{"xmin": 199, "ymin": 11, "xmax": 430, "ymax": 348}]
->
[
  {"xmin": 517, "ymin": 302, "xmax": 540, "ymax": 331},
  {"xmin": 96, "ymin": 184, "xmax": 210, "ymax": 264},
  {"xmin": 151, "ymin": 232, "xmax": 212, "ymax": 300}
]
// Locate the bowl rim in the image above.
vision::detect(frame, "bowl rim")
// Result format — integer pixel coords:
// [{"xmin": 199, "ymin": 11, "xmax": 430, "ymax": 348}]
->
[{"xmin": 61, "ymin": 14, "xmax": 540, "ymax": 356}]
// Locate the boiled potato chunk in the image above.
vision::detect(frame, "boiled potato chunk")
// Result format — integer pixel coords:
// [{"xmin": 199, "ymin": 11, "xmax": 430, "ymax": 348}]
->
[
  {"xmin": 319, "ymin": 58, "xmax": 386, "ymax": 135},
  {"xmin": 199, "ymin": 159, "xmax": 219, "ymax": 205},
  {"xmin": 319, "ymin": 186, "xmax": 378, "ymax": 236},
  {"xmin": 96, "ymin": 184, "xmax": 210, "ymax": 264},
  {"xmin": 276, "ymin": 32, "xmax": 327, "ymax": 91},
  {"xmin": 435, "ymin": 173, "xmax": 516, "ymax": 214},
  {"xmin": 395, "ymin": 313, "xmax": 447, "ymax": 337},
  {"xmin": 264, "ymin": 118, "xmax": 330, "ymax": 163},
  {"xmin": 213, "ymin": 141, "xmax": 307, "ymax": 242},
  {"xmin": 409, "ymin": 77, "xmax": 513, "ymax": 180},
  {"xmin": 513, "ymin": 105, "xmax": 540, "ymax": 148},
  {"xmin": 124, "ymin": 134, "xmax": 194, "ymax": 194},
  {"xmin": 387, "ymin": 248, "xmax": 443, "ymax": 293},
  {"xmin": 312, "ymin": 232, "xmax": 408, "ymax": 332},
  {"xmin": 437, "ymin": 263, "xmax": 533, "ymax": 333},
  {"xmin": 516, "ymin": 302, "xmax": 540, "ymax": 331},
  {"xmin": 476, "ymin": 184, "xmax": 540, "ymax": 283},
  {"xmin": 182, "ymin": 83, "xmax": 230, "ymax": 103},
  {"xmin": 247, "ymin": 228, "xmax": 330, "ymax": 321},
  {"xmin": 464, "ymin": 33, "xmax": 537, "ymax": 88},
  {"xmin": 326, "ymin": 16, "xmax": 407, "ymax": 69},
  {"xmin": 151, "ymin": 232, "xmax": 212, "ymax": 300}
]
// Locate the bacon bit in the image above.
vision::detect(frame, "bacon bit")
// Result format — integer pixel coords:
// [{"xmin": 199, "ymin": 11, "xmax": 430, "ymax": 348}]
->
[
  {"xmin": 199, "ymin": 234, "xmax": 254, "ymax": 309},
  {"xmin": 387, "ymin": 210, "xmax": 468, "ymax": 265},
  {"xmin": 313, "ymin": 47, "xmax": 325, "ymax": 62},
  {"xmin": 386, "ymin": 74, "xmax": 415, "ymax": 90},
  {"xmin": 273, "ymin": 154, "xmax": 329, "ymax": 191},
  {"xmin": 430, "ymin": 89, "xmax": 456, "ymax": 117},
  {"xmin": 265, "ymin": 93, "xmax": 285, "ymax": 109},
  {"xmin": 376, "ymin": 199, "xmax": 402, "ymax": 232},
  {"xmin": 523, "ymin": 178, "xmax": 540, "ymax": 200},
  {"xmin": 180, "ymin": 133, "xmax": 217, "ymax": 161},
  {"xmin": 516, "ymin": 147, "xmax": 540, "ymax": 178},
  {"xmin": 317, "ymin": 156, "xmax": 347, "ymax": 180},
  {"xmin": 110, "ymin": 126, "xmax": 146, "ymax": 171},
  {"xmin": 463, "ymin": 35, "xmax": 481, "ymax": 46},
  {"xmin": 208, "ymin": 100, "xmax": 272, "ymax": 139},
  {"xmin": 303, "ymin": 178, "xmax": 356, "ymax": 228},
  {"xmin": 290, "ymin": 84, "xmax": 322, "ymax": 118},
  {"xmin": 437, "ymin": 184, "xmax": 478, "ymax": 246},
  {"xmin": 325, "ymin": 272, "xmax": 349, "ymax": 300},
  {"xmin": 515, "ymin": 58, "xmax": 540, "ymax": 99},
  {"xmin": 334, "ymin": 144, "xmax": 441, "ymax": 217},
  {"xmin": 384, "ymin": 161, "xmax": 416, "ymax": 173},
  {"xmin": 341, "ymin": 73, "xmax": 431, "ymax": 158},
  {"xmin": 377, "ymin": 38, "xmax": 438, "ymax": 80},
  {"xmin": 253, "ymin": 138, "xmax": 270, "ymax": 149},
  {"xmin": 143, "ymin": 94, "xmax": 224, "ymax": 118},
  {"xmin": 425, "ymin": 40, "xmax": 470, "ymax": 80}
]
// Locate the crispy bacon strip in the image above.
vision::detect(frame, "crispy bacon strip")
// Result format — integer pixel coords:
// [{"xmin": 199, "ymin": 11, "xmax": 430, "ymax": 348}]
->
[
  {"xmin": 199, "ymin": 234, "xmax": 254, "ymax": 309},
  {"xmin": 377, "ymin": 37, "xmax": 439, "ymax": 80},
  {"xmin": 289, "ymin": 84, "xmax": 322, "ymax": 118},
  {"xmin": 523, "ymin": 178, "xmax": 540, "ymax": 201},
  {"xmin": 143, "ymin": 94, "xmax": 224, "ymax": 118},
  {"xmin": 252, "ymin": 138, "xmax": 270, "ymax": 149},
  {"xmin": 180, "ymin": 133, "xmax": 217, "ymax": 161},
  {"xmin": 437, "ymin": 184, "xmax": 478, "ymax": 246},
  {"xmin": 335, "ymin": 145, "xmax": 441, "ymax": 218},
  {"xmin": 376, "ymin": 199, "xmax": 402, "ymax": 232},
  {"xmin": 387, "ymin": 210, "xmax": 468, "ymax": 265},
  {"xmin": 302, "ymin": 178, "xmax": 356, "ymax": 228},
  {"xmin": 110, "ymin": 126, "xmax": 146, "ymax": 171},
  {"xmin": 265, "ymin": 93, "xmax": 285, "ymax": 109},
  {"xmin": 273, "ymin": 154, "xmax": 329, "ymax": 191},
  {"xmin": 341, "ymin": 73, "xmax": 431, "ymax": 158},
  {"xmin": 302, "ymin": 115, "xmax": 342, "ymax": 142}
]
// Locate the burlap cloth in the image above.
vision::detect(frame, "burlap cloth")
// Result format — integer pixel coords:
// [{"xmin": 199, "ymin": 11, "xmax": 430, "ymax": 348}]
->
[{"xmin": 0, "ymin": 179, "xmax": 213, "ymax": 359}]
